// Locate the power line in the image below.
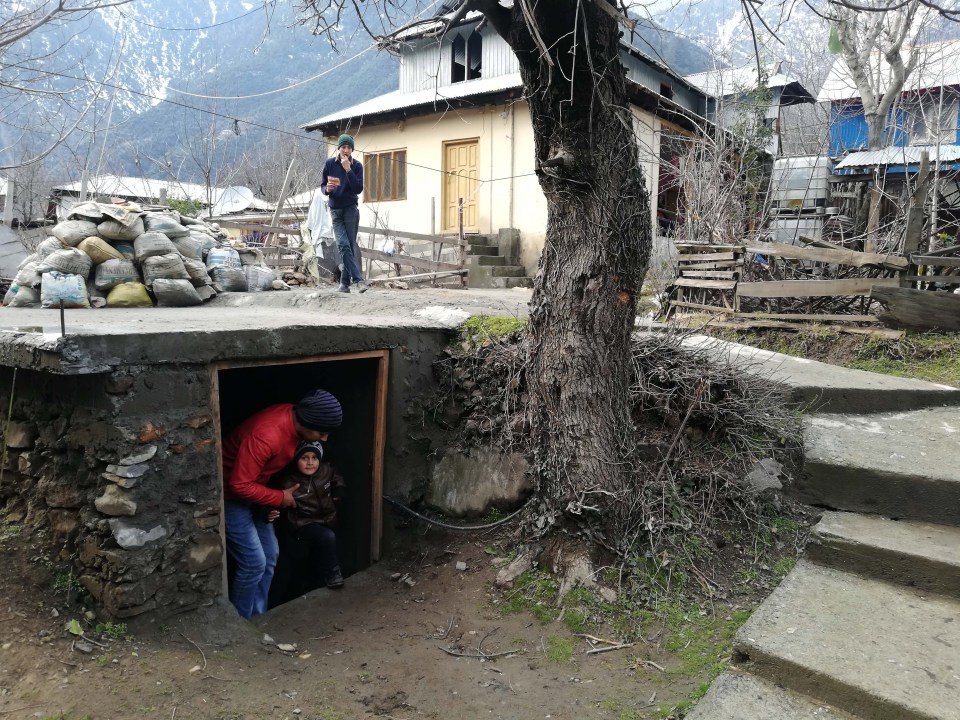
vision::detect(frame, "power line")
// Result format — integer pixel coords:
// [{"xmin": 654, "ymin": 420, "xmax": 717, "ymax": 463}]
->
[{"xmin": 115, "ymin": 3, "xmax": 276, "ymax": 32}]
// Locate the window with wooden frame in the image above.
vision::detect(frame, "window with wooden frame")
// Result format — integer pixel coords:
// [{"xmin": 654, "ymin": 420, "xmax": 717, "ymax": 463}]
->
[{"xmin": 365, "ymin": 149, "xmax": 407, "ymax": 202}]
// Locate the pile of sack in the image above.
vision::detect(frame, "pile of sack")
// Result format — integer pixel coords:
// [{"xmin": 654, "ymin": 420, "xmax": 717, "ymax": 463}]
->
[{"xmin": 4, "ymin": 202, "xmax": 285, "ymax": 309}]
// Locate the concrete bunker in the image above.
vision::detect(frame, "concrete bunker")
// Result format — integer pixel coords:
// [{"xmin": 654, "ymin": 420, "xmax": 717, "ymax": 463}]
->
[
  {"xmin": 0, "ymin": 301, "xmax": 474, "ymax": 621},
  {"xmin": 213, "ymin": 351, "xmax": 388, "ymax": 603}
]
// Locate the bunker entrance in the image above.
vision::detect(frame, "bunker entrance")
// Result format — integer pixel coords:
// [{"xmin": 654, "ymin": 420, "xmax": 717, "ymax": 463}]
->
[{"xmin": 212, "ymin": 351, "xmax": 387, "ymax": 608}]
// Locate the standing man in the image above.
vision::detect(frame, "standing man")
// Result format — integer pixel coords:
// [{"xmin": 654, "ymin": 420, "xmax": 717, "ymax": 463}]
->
[
  {"xmin": 222, "ymin": 389, "xmax": 343, "ymax": 618},
  {"xmin": 322, "ymin": 134, "xmax": 367, "ymax": 293}
]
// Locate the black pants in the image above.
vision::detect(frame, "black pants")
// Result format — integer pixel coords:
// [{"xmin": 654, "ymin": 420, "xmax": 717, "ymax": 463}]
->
[{"xmin": 268, "ymin": 523, "xmax": 338, "ymax": 607}]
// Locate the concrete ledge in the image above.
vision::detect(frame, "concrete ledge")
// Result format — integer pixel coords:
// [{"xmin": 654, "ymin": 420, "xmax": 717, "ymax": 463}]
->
[
  {"xmin": 808, "ymin": 511, "xmax": 960, "ymax": 599},
  {"xmin": 800, "ymin": 410, "xmax": 960, "ymax": 526},
  {"xmin": 685, "ymin": 670, "xmax": 855, "ymax": 720},
  {"xmin": 680, "ymin": 335, "xmax": 960, "ymax": 413},
  {"xmin": 735, "ymin": 561, "xmax": 960, "ymax": 720}
]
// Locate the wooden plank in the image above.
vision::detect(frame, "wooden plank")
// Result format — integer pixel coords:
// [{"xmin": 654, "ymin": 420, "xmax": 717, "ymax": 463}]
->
[
  {"xmin": 367, "ymin": 269, "xmax": 467, "ymax": 284},
  {"xmin": 735, "ymin": 277, "xmax": 900, "ymax": 298},
  {"xmin": 677, "ymin": 251, "xmax": 736, "ymax": 262},
  {"xmin": 906, "ymin": 275, "xmax": 960, "ymax": 284},
  {"xmin": 371, "ymin": 351, "xmax": 389, "ymax": 562},
  {"xmin": 676, "ymin": 260, "xmax": 743, "ymax": 271},
  {"xmin": 679, "ymin": 270, "xmax": 737, "ymax": 279},
  {"xmin": 745, "ymin": 242, "xmax": 908, "ymax": 271},
  {"xmin": 365, "ymin": 247, "xmax": 459, "ymax": 272},
  {"xmin": 674, "ymin": 243, "xmax": 743, "ymax": 252},
  {"xmin": 872, "ymin": 286, "xmax": 960, "ymax": 331},
  {"xmin": 358, "ymin": 225, "xmax": 469, "ymax": 246},
  {"xmin": 911, "ymin": 255, "xmax": 960, "ymax": 268},
  {"xmin": 215, "ymin": 221, "xmax": 295, "ymax": 235},
  {"xmin": 673, "ymin": 277, "xmax": 737, "ymax": 290},
  {"xmin": 799, "ymin": 234, "xmax": 848, "ymax": 251},
  {"xmin": 734, "ymin": 312, "xmax": 879, "ymax": 323},
  {"xmin": 669, "ymin": 301, "xmax": 734, "ymax": 314},
  {"xmin": 922, "ymin": 243, "xmax": 960, "ymax": 257}
]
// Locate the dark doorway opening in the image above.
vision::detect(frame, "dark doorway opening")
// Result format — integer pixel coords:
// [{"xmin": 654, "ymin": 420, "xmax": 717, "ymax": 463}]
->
[{"xmin": 212, "ymin": 351, "xmax": 388, "ymax": 606}]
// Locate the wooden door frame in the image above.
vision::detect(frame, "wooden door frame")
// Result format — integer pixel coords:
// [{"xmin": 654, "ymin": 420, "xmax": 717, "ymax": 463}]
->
[
  {"xmin": 441, "ymin": 137, "xmax": 481, "ymax": 234},
  {"xmin": 210, "ymin": 350, "xmax": 390, "ymax": 597}
]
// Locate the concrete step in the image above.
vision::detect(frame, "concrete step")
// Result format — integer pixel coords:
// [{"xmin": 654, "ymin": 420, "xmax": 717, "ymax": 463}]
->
[
  {"xmin": 471, "ymin": 265, "xmax": 527, "ymax": 278},
  {"xmin": 734, "ymin": 561, "xmax": 960, "ymax": 720},
  {"xmin": 466, "ymin": 255, "xmax": 508, "ymax": 267},
  {"xmin": 799, "ymin": 408, "xmax": 960, "ymax": 526},
  {"xmin": 807, "ymin": 511, "xmax": 960, "ymax": 598},
  {"xmin": 465, "ymin": 234, "xmax": 497, "ymax": 247},
  {"xmin": 679, "ymin": 335, "xmax": 960, "ymax": 413},
  {"xmin": 686, "ymin": 670, "xmax": 857, "ymax": 720},
  {"xmin": 486, "ymin": 276, "xmax": 533, "ymax": 289},
  {"xmin": 466, "ymin": 244, "xmax": 500, "ymax": 256}
]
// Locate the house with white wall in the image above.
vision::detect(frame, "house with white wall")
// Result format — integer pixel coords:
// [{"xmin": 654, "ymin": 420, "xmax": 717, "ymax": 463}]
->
[{"xmin": 301, "ymin": 12, "xmax": 713, "ymax": 279}]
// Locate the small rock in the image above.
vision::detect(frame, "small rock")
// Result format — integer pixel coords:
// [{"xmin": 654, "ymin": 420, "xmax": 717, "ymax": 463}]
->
[
  {"xmin": 95, "ymin": 486, "xmax": 137, "ymax": 517},
  {"xmin": 84, "ymin": 611, "xmax": 96, "ymax": 622},
  {"xmin": 262, "ymin": 633, "xmax": 275, "ymax": 646},
  {"xmin": 117, "ymin": 446, "xmax": 157, "ymax": 466},
  {"xmin": 277, "ymin": 643, "xmax": 297, "ymax": 652},
  {"xmin": 496, "ymin": 554, "xmax": 532, "ymax": 589},
  {"xmin": 455, "ymin": 561, "xmax": 467, "ymax": 571},
  {"xmin": 599, "ymin": 587, "xmax": 618, "ymax": 603},
  {"xmin": 51, "ymin": 609, "xmax": 59, "ymax": 618},
  {"xmin": 744, "ymin": 457, "xmax": 784, "ymax": 493},
  {"xmin": 403, "ymin": 576, "xmax": 417, "ymax": 588},
  {"xmin": 38, "ymin": 630, "xmax": 50, "ymax": 638},
  {"xmin": 105, "ymin": 463, "xmax": 149, "ymax": 479},
  {"xmin": 108, "ymin": 519, "xmax": 166, "ymax": 548},
  {"xmin": 102, "ymin": 472, "xmax": 140, "ymax": 489},
  {"xmin": 390, "ymin": 572, "xmax": 402, "ymax": 581},
  {"xmin": 74, "ymin": 641, "xmax": 94, "ymax": 655}
]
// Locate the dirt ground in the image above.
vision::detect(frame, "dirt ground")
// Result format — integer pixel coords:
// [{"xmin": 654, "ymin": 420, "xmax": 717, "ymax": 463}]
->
[{"xmin": 0, "ymin": 525, "xmax": 754, "ymax": 720}]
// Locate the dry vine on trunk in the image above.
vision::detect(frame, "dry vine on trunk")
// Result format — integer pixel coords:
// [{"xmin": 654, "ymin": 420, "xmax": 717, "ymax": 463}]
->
[{"xmin": 432, "ymin": 321, "xmax": 802, "ymax": 560}]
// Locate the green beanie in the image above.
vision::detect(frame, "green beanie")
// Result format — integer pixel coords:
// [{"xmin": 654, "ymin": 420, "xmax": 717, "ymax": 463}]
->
[{"xmin": 337, "ymin": 134, "xmax": 355, "ymax": 150}]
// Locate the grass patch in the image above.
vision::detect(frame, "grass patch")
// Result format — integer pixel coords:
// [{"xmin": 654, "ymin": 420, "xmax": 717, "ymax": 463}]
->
[
  {"xmin": 544, "ymin": 635, "xmax": 575, "ymax": 664},
  {"xmin": 461, "ymin": 315, "xmax": 527, "ymax": 342},
  {"xmin": 499, "ymin": 570, "xmax": 560, "ymax": 624},
  {"xmin": 708, "ymin": 327, "xmax": 960, "ymax": 388}
]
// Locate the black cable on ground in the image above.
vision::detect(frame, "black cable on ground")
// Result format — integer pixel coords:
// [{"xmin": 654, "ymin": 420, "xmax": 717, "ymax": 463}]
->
[{"xmin": 383, "ymin": 495, "xmax": 526, "ymax": 531}]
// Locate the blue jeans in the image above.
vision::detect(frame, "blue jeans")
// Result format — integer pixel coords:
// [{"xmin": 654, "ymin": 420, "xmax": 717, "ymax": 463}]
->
[
  {"xmin": 224, "ymin": 500, "xmax": 278, "ymax": 618},
  {"xmin": 330, "ymin": 205, "xmax": 363, "ymax": 285}
]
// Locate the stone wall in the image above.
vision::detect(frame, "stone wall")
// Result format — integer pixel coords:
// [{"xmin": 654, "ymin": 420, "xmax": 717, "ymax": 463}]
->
[
  {"xmin": 0, "ymin": 364, "xmax": 221, "ymax": 619},
  {"xmin": 0, "ymin": 326, "xmax": 456, "ymax": 620}
]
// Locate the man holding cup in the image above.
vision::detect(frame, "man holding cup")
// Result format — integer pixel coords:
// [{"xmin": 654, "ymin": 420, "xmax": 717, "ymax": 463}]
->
[{"xmin": 321, "ymin": 134, "xmax": 367, "ymax": 293}]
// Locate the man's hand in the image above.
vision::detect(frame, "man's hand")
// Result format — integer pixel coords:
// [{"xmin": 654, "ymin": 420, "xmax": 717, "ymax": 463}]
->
[
  {"xmin": 340, "ymin": 155, "xmax": 351, "ymax": 171},
  {"xmin": 280, "ymin": 484, "xmax": 300, "ymax": 508}
]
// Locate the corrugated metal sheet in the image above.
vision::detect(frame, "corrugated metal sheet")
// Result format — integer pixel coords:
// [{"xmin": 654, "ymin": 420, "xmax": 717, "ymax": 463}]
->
[
  {"xmin": 303, "ymin": 73, "xmax": 523, "ymax": 129},
  {"xmin": 685, "ymin": 63, "xmax": 812, "ymax": 101},
  {"xmin": 400, "ymin": 39, "xmax": 442, "ymax": 93},
  {"xmin": 818, "ymin": 40, "xmax": 960, "ymax": 102},
  {"xmin": 621, "ymin": 52, "xmax": 703, "ymax": 115},
  {"xmin": 481, "ymin": 26, "xmax": 518, "ymax": 80},
  {"xmin": 51, "ymin": 175, "xmax": 214, "ymax": 202},
  {"xmin": 835, "ymin": 144, "xmax": 960, "ymax": 169}
]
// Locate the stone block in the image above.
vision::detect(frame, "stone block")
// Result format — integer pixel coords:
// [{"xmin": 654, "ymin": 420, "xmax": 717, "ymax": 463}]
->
[
  {"xmin": 49, "ymin": 509, "xmax": 79, "ymax": 540},
  {"xmin": 45, "ymin": 485, "xmax": 84, "ymax": 509},
  {"xmin": 108, "ymin": 518, "xmax": 165, "ymax": 548},
  {"xmin": 104, "ymin": 375, "xmax": 134, "ymax": 394},
  {"xmin": 138, "ymin": 422, "xmax": 164, "ymax": 443},
  {"xmin": 428, "ymin": 448, "xmax": 531, "ymax": 517},
  {"xmin": 105, "ymin": 463, "xmax": 148, "ymax": 479},
  {"xmin": 17, "ymin": 452, "xmax": 40, "ymax": 475},
  {"xmin": 4, "ymin": 422, "xmax": 38, "ymax": 449},
  {"xmin": 102, "ymin": 472, "xmax": 140, "ymax": 489},
  {"xmin": 95, "ymin": 486, "xmax": 137, "ymax": 517},
  {"xmin": 194, "ymin": 515, "xmax": 220, "ymax": 530},
  {"xmin": 117, "ymin": 445, "xmax": 157, "ymax": 466},
  {"xmin": 187, "ymin": 534, "xmax": 222, "ymax": 573}
]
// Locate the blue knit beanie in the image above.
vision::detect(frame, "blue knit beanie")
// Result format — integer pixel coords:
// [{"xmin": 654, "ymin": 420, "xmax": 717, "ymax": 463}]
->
[
  {"xmin": 295, "ymin": 390, "xmax": 343, "ymax": 431},
  {"xmin": 294, "ymin": 440, "xmax": 324, "ymax": 463}
]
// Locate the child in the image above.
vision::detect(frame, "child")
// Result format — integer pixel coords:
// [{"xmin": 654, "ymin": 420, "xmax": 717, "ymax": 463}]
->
[{"xmin": 269, "ymin": 441, "xmax": 345, "ymax": 603}]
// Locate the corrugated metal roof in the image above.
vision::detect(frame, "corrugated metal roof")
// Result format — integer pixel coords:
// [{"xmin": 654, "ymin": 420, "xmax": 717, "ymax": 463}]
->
[
  {"xmin": 302, "ymin": 73, "xmax": 523, "ymax": 130},
  {"xmin": 835, "ymin": 144, "xmax": 960, "ymax": 169},
  {"xmin": 52, "ymin": 174, "xmax": 216, "ymax": 203},
  {"xmin": 818, "ymin": 40, "xmax": 960, "ymax": 102},
  {"xmin": 685, "ymin": 62, "xmax": 811, "ymax": 100}
]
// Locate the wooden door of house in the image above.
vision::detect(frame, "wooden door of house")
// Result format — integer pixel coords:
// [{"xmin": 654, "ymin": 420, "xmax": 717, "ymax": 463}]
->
[{"xmin": 442, "ymin": 139, "xmax": 480, "ymax": 233}]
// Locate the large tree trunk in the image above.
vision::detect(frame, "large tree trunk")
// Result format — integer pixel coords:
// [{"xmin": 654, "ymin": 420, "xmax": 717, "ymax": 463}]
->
[{"xmin": 484, "ymin": 1, "xmax": 651, "ymax": 535}]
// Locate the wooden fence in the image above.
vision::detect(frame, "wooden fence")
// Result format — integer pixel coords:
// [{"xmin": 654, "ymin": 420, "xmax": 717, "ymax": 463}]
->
[
  {"xmin": 216, "ymin": 200, "xmax": 469, "ymax": 285},
  {"xmin": 666, "ymin": 241, "xmax": 908, "ymax": 331}
]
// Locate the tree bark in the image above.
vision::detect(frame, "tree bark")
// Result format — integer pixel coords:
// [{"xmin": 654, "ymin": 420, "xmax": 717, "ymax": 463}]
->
[{"xmin": 483, "ymin": 1, "xmax": 651, "ymax": 535}]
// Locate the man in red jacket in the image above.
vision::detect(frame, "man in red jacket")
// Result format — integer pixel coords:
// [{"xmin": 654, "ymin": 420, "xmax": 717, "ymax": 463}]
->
[{"xmin": 222, "ymin": 389, "xmax": 343, "ymax": 618}]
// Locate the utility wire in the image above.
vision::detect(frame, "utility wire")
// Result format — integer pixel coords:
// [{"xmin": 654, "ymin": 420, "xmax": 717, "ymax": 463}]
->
[
  {"xmin": 384, "ymin": 495, "xmax": 526, "ymax": 530},
  {"xmin": 115, "ymin": 3, "xmax": 275, "ymax": 32}
]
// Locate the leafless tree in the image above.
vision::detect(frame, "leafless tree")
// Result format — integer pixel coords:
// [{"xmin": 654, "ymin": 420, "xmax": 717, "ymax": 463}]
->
[
  {"xmin": 0, "ymin": 1, "xmax": 134, "ymax": 170},
  {"xmin": 298, "ymin": 0, "xmax": 651, "ymax": 537}
]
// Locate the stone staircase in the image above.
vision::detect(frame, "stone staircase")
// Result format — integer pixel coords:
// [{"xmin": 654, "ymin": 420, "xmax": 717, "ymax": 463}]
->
[
  {"xmin": 684, "ymin": 338, "xmax": 960, "ymax": 720},
  {"xmin": 464, "ymin": 230, "xmax": 534, "ymax": 290}
]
